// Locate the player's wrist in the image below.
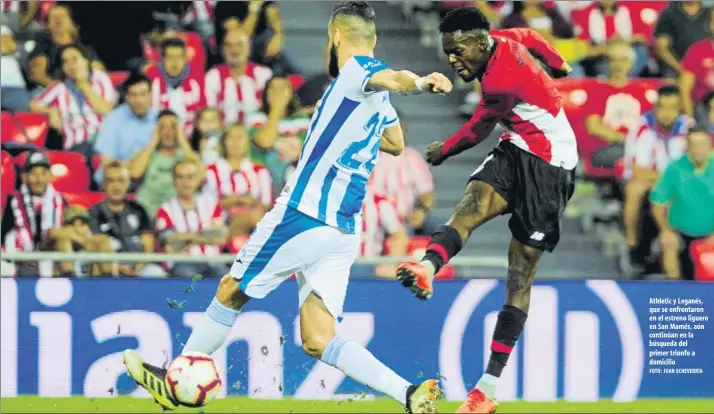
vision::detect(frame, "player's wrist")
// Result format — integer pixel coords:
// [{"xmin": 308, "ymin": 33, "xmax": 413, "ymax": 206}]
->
[{"xmin": 414, "ymin": 77, "xmax": 427, "ymax": 92}]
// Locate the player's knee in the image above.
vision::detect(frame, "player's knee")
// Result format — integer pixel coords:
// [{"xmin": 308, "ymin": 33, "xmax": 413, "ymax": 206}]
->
[
  {"xmin": 215, "ymin": 275, "xmax": 247, "ymax": 310},
  {"xmin": 300, "ymin": 331, "xmax": 331, "ymax": 359}
]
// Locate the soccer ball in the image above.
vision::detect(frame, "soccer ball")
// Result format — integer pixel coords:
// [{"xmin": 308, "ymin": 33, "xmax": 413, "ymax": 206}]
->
[{"xmin": 165, "ymin": 352, "xmax": 222, "ymax": 407}]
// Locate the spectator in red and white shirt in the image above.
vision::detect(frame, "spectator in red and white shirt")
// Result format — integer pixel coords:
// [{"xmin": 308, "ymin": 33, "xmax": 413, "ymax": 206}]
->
[
  {"xmin": 29, "ymin": 44, "xmax": 116, "ymax": 153},
  {"xmin": 679, "ymin": 8, "xmax": 714, "ymax": 122},
  {"xmin": 203, "ymin": 123, "xmax": 272, "ymax": 238},
  {"xmin": 0, "ymin": 0, "xmax": 39, "ymax": 34},
  {"xmin": 370, "ymin": 142, "xmax": 436, "ymax": 235},
  {"xmin": 586, "ymin": 40, "xmax": 657, "ymax": 169},
  {"xmin": 204, "ymin": 28, "xmax": 272, "ymax": 125},
  {"xmin": 360, "ymin": 189, "xmax": 408, "ymax": 278},
  {"xmin": 571, "ymin": 1, "xmax": 648, "ymax": 77},
  {"xmin": 145, "ymin": 38, "xmax": 205, "ymax": 136},
  {"xmin": 155, "ymin": 159, "xmax": 228, "ymax": 279},
  {"xmin": 623, "ymin": 85, "xmax": 692, "ymax": 266}
]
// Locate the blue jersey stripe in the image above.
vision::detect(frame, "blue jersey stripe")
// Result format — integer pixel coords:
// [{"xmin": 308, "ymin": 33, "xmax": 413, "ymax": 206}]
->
[
  {"xmin": 317, "ymin": 166, "xmax": 338, "ymax": 222},
  {"xmin": 336, "ymin": 173, "xmax": 368, "ymax": 233},
  {"xmin": 299, "ymin": 79, "xmax": 337, "ymax": 161},
  {"xmin": 289, "ymin": 97, "xmax": 360, "ymax": 208}
]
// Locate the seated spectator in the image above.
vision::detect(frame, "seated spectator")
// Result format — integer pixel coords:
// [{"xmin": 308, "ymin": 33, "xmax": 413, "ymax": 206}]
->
[
  {"xmin": 248, "ymin": 75, "xmax": 310, "ymax": 191},
  {"xmin": 586, "ymin": 39, "xmax": 655, "ymax": 169},
  {"xmin": 156, "ymin": 159, "xmax": 228, "ymax": 279},
  {"xmin": 361, "ymin": 189, "xmax": 408, "ymax": 278},
  {"xmin": 0, "ymin": 0, "xmax": 39, "ymax": 35},
  {"xmin": 141, "ymin": 14, "xmax": 207, "ymax": 79},
  {"xmin": 89, "ymin": 161, "xmax": 166, "ymax": 278},
  {"xmin": 27, "ymin": 4, "xmax": 102, "ymax": 95},
  {"xmin": 145, "ymin": 38, "xmax": 205, "ymax": 135},
  {"xmin": 571, "ymin": 1, "xmax": 648, "ymax": 78},
  {"xmin": 501, "ymin": 0, "xmax": 573, "ymax": 42},
  {"xmin": 54, "ymin": 205, "xmax": 113, "ymax": 277},
  {"xmin": 93, "ymin": 73, "xmax": 158, "ymax": 183},
  {"xmin": 29, "ymin": 44, "xmax": 117, "ymax": 154},
  {"xmin": 130, "ymin": 110, "xmax": 200, "ymax": 216},
  {"xmin": 370, "ymin": 118, "xmax": 436, "ymax": 235},
  {"xmin": 190, "ymin": 107, "xmax": 223, "ymax": 165},
  {"xmin": 213, "ymin": 1, "xmax": 298, "ymax": 74},
  {"xmin": 654, "ymin": 1, "xmax": 710, "ymax": 78},
  {"xmin": 623, "ymin": 86, "xmax": 692, "ymax": 268},
  {"xmin": 204, "ymin": 124, "xmax": 272, "ymax": 239},
  {"xmin": 679, "ymin": 8, "xmax": 714, "ymax": 122},
  {"xmin": 1, "ymin": 25, "xmax": 29, "ymax": 111},
  {"xmin": 205, "ymin": 28, "xmax": 272, "ymax": 125},
  {"xmin": 0, "ymin": 151, "xmax": 66, "ymax": 277},
  {"xmin": 651, "ymin": 128, "xmax": 714, "ymax": 280}
]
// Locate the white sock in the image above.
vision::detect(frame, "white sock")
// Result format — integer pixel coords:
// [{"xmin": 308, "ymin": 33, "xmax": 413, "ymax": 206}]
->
[
  {"xmin": 321, "ymin": 336, "xmax": 411, "ymax": 405},
  {"xmin": 182, "ymin": 298, "xmax": 240, "ymax": 355},
  {"xmin": 476, "ymin": 373, "xmax": 499, "ymax": 399},
  {"xmin": 420, "ymin": 260, "xmax": 436, "ymax": 281}
]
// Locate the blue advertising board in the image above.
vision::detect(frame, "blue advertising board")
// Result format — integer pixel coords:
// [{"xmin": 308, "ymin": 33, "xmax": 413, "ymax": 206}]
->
[{"xmin": 1, "ymin": 278, "xmax": 712, "ymax": 401}]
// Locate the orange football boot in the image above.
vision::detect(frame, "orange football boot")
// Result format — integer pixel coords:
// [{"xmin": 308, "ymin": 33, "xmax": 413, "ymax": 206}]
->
[
  {"xmin": 396, "ymin": 261, "xmax": 433, "ymax": 300},
  {"xmin": 456, "ymin": 388, "xmax": 498, "ymax": 413}
]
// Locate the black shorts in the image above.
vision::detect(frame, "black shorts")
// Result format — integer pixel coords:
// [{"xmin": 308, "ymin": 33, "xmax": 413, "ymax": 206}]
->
[{"xmin": 470, "ymin": 141, "xmax": 575, "ymax": 252}]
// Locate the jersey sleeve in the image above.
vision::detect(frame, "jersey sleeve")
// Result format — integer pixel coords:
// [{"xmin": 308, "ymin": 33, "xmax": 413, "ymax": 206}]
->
[
  {"xmin": 342, "ymin": 56, "xmax": 390, "ymax": 98},
  {"xmin": 32, "ymin": 83, "xmax": 63, "ymax": 108},
  {"xmin": 491, "ymin": 28, "xmax": 566, "ymax": 71},
  {"xmin": 382, "ymin": 101, "xmax": 399, "ymax": 127},
  {"xmin": 442, "ymin": 93, "xmax": 515, "ymax": 157}
]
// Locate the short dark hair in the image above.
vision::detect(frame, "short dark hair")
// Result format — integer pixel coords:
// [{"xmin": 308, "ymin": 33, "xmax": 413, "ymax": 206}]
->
[
  {"xmin": 331, "ymin": 1, "xmax": 376, "ymax": 23},
  {"xmin": 160, "ymin": 37, "xmax": 186, "ymax": 56},
  {"xmin": 123, "ymin": 72, "xmax": 150, "ymax": 93},
  {"xmin": 657, "ymin": 85, "xmax": 680, "ymax": 98},
  {"xmin": 158, "ymin": 109, "xmax": 178, "ymax": 120},
  {"xmin": 439, "ymin": 7, "xmax": 491, "ymax": 34},
  {"xmin": 688, "ymin": 126, "xmax": 711, "ymax": 138}
]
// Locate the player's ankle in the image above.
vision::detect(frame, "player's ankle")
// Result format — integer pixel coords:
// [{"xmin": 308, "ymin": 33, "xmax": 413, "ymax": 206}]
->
[
  {"xmin": 420, "ymin": 259, "xmax": 437, "ymax": 279},
  {"xmin": 476, "ymin": 374, "xmax": 499, "ymax": 399}
]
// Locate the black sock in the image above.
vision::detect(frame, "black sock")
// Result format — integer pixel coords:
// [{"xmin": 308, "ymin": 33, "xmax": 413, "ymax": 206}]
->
[
  {"xmin": 421, "ymin": 225, "xmax": 463, "ymax": 274},
  {"xmin": 486, "ymin": 305, "xmax": 528, "ymax": 377}
]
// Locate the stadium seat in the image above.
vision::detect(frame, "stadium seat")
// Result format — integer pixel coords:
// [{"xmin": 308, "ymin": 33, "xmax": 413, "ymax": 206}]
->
[
  {"xmin": 691, "ymin": 239, "xmax": 714, "ymax": 282},
  {"xmin": 62, "ymin": 191, "xmax": 105, "ymax": 209},
  {"xmin": 0, "ymin": 112, "xmax": 49, "ymax": 148},
  {"xmin": 108, "ymin": 71, "xmax": 130, "ymax": 88},
  {"xmin": 1, "ymin": 151, "xmax": 16, "ymax": 211},
  {"xmin": 15, "ymin": 151, "xmax": 89, "ymax": 192},
  {"xmin": 406, "ymin": 236, "xmax": 455, "ymax": 279}
]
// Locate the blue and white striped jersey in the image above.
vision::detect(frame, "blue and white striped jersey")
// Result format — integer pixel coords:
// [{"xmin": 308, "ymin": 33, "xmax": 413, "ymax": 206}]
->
[{"xmin": 276, "ymin": 55, "xmax": 399, "ymax": 234}]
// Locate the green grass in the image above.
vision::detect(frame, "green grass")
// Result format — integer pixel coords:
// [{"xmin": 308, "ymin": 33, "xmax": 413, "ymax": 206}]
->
[{"xmin": 2, "ymin": 397, "xmax": 714, "ymax": 413}]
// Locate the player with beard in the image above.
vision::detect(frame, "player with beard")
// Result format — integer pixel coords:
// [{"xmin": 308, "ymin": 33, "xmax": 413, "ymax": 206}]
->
[
  {"xmin": 395, "ymin": 7, "xmax": 578, "ymax": 413},
  {"xmin": 123, "ymin": 2, "xmax": 452, "ymax": 413}
]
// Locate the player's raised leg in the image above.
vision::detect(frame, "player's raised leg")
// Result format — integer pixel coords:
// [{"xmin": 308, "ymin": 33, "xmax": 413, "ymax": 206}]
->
[
  {"xmin": 397, "ymin": 180, "xmax": 507, "ymax": 299},
  {"xmin": 456, "ymin": 238, "xmax": 541, "ymax": 413}
]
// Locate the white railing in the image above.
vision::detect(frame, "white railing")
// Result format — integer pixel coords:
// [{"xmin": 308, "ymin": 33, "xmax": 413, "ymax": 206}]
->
[{"xmin": 0, "ymin": 251, "xmax": 509, "ymax": 268}]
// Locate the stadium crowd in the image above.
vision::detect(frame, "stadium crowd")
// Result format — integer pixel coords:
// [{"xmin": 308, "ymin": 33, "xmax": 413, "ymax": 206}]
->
[{"xmin": 0, "ymin": 0, "xmax": 713, "ymax": 280}]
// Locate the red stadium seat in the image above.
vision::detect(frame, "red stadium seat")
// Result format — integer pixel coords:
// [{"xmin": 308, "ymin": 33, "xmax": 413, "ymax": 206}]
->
[
  {"xmin": 108, "ymin": 71, "xmax": 130, "ymax": 88},
  {"xmin": 0, "ymin": 112, "xmax": 49, "ymax": 148},
  {"xmin": 62, "ymin": 191, "xmax": 105, "ymax": 209},
  {"xmin": 691, "ymin": 239, "xmax": 714, "ymax": 282},
  {"xmin": 288, "ymin": 74, "xmax": 306, "ymax": 91},
  {"xmin": 1, "ymin": 151, "xmax": 16, "ymax": 211},
  {"xmin": 15, "ymin": 151, "xmax": 89, "ymax": 192},
  {"xmin": 406, "ymin": 236, "xmax": 455, "ymax": 279}
]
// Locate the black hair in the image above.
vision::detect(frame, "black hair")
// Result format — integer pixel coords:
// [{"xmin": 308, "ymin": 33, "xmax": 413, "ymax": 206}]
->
[
  {"xmin": 57, "ymin": 43, "xmax": 92, "ymax": 80},
  {"xmin": 262, "ymin": 76, "xmax": 300, "ymax": 116},
  {"xmin": 657, "ymin": 84, "xmax": 680, "ymax": 98},
  {"xmin": 439, "ymin": 7, "xmax": 491, "ymax": 34},
  {"xmin": 123, "ymin": 72, "xmax": 151, "ymax": 93},
  {"xmin": 331, "ymin": 1, "xmax": 376, "ymax": 23},
  {"xmin": 688, "ymin": 126, "xmax": 711, "ymax": 137},
  {"xmin": 158, "ymin": 109, "xmax": 178, "ymax": 119},
  {"xmin": 160, "ymin": 37, "xmax": 186, "ymax": 57}
]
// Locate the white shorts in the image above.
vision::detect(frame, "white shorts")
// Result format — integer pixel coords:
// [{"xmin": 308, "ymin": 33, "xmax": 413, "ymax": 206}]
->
[{"xmin": 230, "ymin": 203, "xmax": 360, "ymax": 317}]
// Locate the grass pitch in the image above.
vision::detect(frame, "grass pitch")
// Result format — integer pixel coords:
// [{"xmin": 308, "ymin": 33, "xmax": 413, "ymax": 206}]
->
[{"xmin": 2, "ymin": 397, "xmax": 714, "ymax": 413}]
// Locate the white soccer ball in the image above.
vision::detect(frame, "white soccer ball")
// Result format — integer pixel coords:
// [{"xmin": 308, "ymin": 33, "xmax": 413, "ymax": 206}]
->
[{"xmin": 165, "ymin": 352, "xmax": 222, "ymax": 407}]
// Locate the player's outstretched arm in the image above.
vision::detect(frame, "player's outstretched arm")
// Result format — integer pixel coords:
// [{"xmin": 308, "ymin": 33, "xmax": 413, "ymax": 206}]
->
[
  {"xmin": 367, "ymin": 69, "xmax": 453, "ymax": 95},
  {"xmin": 380, "ymin": 122, "xmax": 405, "ymax": 156}
]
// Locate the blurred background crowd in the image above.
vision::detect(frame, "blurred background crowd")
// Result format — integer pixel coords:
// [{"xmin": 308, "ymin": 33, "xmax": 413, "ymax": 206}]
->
[{"xmin": 0, "ymin": 0, "xmax": 712, "ymax": 281}]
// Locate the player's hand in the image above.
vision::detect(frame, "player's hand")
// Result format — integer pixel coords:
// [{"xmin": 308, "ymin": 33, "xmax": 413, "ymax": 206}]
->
[
  {"xmin": 426, "ymin": 141, "xmax": 448, "ymax": 166},
  {"xmin": 421, "ymin": 72, "xmax": 453, "ymax": 95}
]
